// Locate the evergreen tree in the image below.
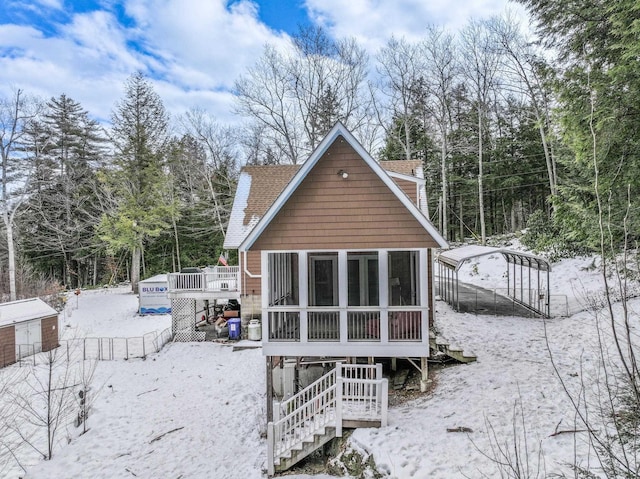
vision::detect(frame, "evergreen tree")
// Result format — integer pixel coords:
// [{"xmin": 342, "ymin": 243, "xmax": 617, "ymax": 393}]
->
[
  {"xmin": 19, "ymin": 94, "xmax": 106, "ymax": 288},
  {"xmin": 517, "ymin": 0, "xmax": 640, "ymax": 250},
  {"xmin": 99, "ymin": 72, "xmax": 176, "ymax": 293}
]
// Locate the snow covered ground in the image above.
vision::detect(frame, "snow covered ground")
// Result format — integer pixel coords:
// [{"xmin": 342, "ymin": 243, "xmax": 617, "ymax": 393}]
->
[{"xmin": 0, "ymin": 249, "xmax": 629, "ymax": 478}]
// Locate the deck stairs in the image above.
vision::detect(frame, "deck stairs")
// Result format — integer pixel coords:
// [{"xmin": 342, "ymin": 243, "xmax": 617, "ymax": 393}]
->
[
  {"xmin": 267, "ymin": 363, "xmax": 388, "ymax": 475},
  {"xmin": 429, "ymin": 330, "xmax": 477, "ymax": 363}
]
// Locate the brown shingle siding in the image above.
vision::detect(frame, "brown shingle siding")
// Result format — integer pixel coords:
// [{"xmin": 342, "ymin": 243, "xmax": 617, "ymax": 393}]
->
[{"xmin": 252, "ymin": 138, "xmax": 438, "ymax": 251}]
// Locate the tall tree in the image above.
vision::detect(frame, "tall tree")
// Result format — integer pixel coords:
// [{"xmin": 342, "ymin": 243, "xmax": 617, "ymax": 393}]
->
[
  {"xmin": 489, "ymin": 15, "xmax": 558, "ymax": 200},
  {"xmin": 235, "ymin": 26, "xmax": 370, "ymax": 164},
  {"xmin": 423, "ymin": 26, "xmax": 458, "ymax": 240},
  {"xmin": 0, "ymin": 90, "xmax": 41, "ymax": 300},
  {"xmin": 375, "ymin": 36, "xmax": 426, "ymax": 162},
  {"xmin": 517, "ymin": 0, "xmax": 640, "ymax": 250},
  {"xmin": 99, "ymin": 72, "xmax": 175, "ymax": 293},
  {"xmin": 19, "ymin": 94, "xmax": 106, "ymax": 288},
  {"xmin": 459, "ymin": 19, "xmax": 502, "ymax": 245}
]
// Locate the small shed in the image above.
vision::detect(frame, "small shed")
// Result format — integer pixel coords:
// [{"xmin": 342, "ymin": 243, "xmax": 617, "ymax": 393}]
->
[
  {"xmin": 0, "ymin": 298, "xmax": 59, "ymax": 368},
  {"xmin": 139, "ymin": 274, "xmax": 171, "ymax": 315}
]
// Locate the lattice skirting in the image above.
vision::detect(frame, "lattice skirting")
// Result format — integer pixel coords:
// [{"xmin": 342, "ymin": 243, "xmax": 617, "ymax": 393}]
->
[{"xmin": 171, "ymin": 298, "xmax": 206, "ymax": 342}]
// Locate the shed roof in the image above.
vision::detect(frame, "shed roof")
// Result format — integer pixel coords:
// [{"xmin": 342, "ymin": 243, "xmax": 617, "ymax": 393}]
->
[
  {"xmin": 139, "ymin": 274, "xmax": 168, "ymax": 283},
  {"xmin": 0, "ymin": 298, "xmax": 58, "ymax": 328},
  {"xmin": 224, "ymin": 140, "xmax": 435, "ymax": 250},
  {"xmin": 437, "ymin": 245, "xmax": 551, "ymax": 272}
]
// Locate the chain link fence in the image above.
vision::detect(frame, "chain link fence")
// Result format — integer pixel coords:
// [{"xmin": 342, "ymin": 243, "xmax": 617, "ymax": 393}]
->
[{"xmin": 3, "ymin": 327, "xmax": 173, "ymax": 367}]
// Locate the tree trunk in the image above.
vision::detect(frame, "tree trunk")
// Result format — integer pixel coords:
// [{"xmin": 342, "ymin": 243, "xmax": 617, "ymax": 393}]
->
[
  {"xmin": 5, "ymin": 216, "xmax": 17, "ymax": 301},
  {"xmin": 478, "ymin": 108, "xmax": 486, "ymax": 245},
  {"xmin": 131, "ymin": 245, "xmax": 141, "ymax": 294},
  {"xmin": 441, "ymin": 135, "xmax": 448, "ymax": 241},
  {"xmin": 172, "ymin": 216, "xmax": 181, "ymax": 272}
]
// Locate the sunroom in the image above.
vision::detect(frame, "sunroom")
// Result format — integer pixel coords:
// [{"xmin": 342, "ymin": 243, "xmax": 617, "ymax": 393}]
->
[{"xmin": 262, "ymin": 248, "xmax": 431, "ymax": 357}]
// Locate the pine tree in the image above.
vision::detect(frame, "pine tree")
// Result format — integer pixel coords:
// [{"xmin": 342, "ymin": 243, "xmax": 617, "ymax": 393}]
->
[
  {"xmin": 99, "ymin": 72, "xmax": 176, "ymax": 293},
  {"xmin": 19, "ymin": 94, "xmax": 106, "ymax": 288}
]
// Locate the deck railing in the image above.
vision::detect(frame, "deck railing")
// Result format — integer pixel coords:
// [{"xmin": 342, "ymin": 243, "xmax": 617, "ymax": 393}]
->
[
  {"xmin": 388, "ymin": 310, "xmax": 422, "ymax": 341},
  {"xmin": 308, "ymin": 311, "xmax": 340, "ymax": 341},
  {"xmin": 267, "ymin": 307, "xmax": 423, "ymax": 342},
  {"xmin": 167, "ymin": 266, "xmax": 240, "ymax": 292},
  {"xmin": 268, "ymin": 311, "xmax": 300, "ymax": 341},
  {"xmin": 348, "ymin": 311, "xmax": 380, "ymax": 341}
]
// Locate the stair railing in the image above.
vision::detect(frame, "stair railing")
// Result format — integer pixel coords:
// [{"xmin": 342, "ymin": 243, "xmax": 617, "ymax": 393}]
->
[
  {"xmin": 267, "ymin": 362, "xmax": 388, "ymax": 475},
  {"xmin": 267, "ymin": 366, "xmax": 342, "ymax": 475}
]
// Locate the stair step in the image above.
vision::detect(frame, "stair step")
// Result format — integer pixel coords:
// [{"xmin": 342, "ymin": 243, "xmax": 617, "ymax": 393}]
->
[{"xmin": 275, "ymin": 427, "xmax": 337, "ymax": 473}]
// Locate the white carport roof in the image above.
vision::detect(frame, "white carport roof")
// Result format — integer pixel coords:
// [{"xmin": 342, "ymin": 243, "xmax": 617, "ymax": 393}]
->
[{"xmin": 437, "ymin": 245, "xmax": 551, "ymax": 272}]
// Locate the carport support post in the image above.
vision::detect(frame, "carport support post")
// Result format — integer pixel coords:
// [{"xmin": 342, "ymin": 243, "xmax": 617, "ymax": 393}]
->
[{"xmin": 420, "ymin": 357, "xmax": 429, "ymax": 392}]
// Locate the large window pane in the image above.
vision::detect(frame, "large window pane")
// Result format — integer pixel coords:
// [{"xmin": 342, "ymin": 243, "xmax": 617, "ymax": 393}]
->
[
  {"xmin": 348, "ymin": 253, "xmax": 379, "ymax": 306},
  {"xmin": 268, "ymin": 253, "xmax": 299, "ymax": 306},
  {"xmin": 388, "ymin": 251, "xmax": 420, "ymax": 306},
  {"xmin": 309, "ymin": 253, "xmax": 338, "ymax": 306}
]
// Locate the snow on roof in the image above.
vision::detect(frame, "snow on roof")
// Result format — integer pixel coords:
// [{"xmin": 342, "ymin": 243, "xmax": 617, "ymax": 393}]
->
[
  {"xmin": 139, "ymin": 274, "xmax": 168, "ymax": 283},
  {"xmin": 0, "ymin": 298, "xmax": 58, "ymax": 327}
]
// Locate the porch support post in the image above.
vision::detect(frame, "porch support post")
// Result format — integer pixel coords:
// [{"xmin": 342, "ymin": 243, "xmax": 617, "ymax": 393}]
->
[
  {"xmin": 338, "ymin": 250, "xmax": 348, "ymax": 344},
  {"xmin": 261, "ymin": 252, "xmax": 269, "ymax": 343},
  {"xmin": 419, "ymin": 249, "xmax": 429, "ymax": 344},
  {"xmin": 299, "ymin": 251, "xmax": 308, "ymax": 343},
  {"xmin": 379, "ymin": 250, "xmax": 389, "ymax": 343},
  {"xmin": 420, "ymin": 357, "xmax": 429, "ymax": 392}
]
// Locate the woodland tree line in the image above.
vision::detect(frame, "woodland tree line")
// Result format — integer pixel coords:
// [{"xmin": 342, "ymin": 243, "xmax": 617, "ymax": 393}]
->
[{"xmin": 0, "ymin": 0, "xmax": 636, "ymax": 300}]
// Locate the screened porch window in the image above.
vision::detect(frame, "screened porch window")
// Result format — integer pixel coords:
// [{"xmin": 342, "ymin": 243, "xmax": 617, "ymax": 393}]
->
[
  {"xmin": 348, "ymin": 253, "xmax": 379, "ymax": 306},
  {"xmin": 268, "ymin": 252, "xmax": 299, "ymax": 306},
  {"xmin": 388, "ymin": 251, "xmax": 420, "ymax": 306},
  {"xmin": 309, "ymin": 253, "xmax": 338, "ymax": 306}
]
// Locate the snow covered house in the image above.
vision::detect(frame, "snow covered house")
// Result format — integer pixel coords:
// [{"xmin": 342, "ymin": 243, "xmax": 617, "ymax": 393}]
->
[
  {"xmin": 224, "ymin": 121, "xmax": 447, "ymax": 362},
  {"xmin": 0, "ymin": 298, "xmax": 59, "ymax": 368},
  {"xmin": 170, "ymin": 122, "xmax": 449, "ymax": 473}
]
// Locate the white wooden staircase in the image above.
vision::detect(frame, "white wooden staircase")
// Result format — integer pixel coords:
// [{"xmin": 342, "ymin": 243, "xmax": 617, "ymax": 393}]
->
[{"xmin": 267, "ymin": 363, "xmax": 388, "ymax": 475}]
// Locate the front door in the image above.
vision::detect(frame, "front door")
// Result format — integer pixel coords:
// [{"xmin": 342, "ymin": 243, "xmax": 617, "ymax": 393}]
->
[{"xmin": 309, "ymin": 254, "xmax": 338, "ymax": 306}]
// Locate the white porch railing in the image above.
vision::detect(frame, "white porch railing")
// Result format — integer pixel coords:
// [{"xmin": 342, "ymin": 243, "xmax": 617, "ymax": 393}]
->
[
  {"xmin": 167, "ymin": 266, "xmax": 240, "ymax": 292},
  {"xmin": 267, "ymin": 363, "xmax": 388, "ymax": 475},
  {"xmin": 267, "ymin": 308, "xmax": 424, "ymax": 342}
]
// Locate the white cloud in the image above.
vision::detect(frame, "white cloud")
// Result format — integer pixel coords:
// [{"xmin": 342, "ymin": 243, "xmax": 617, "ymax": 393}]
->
[
  {"xmin": 122, "ymin": 0, "xmax": 290, "ymax": 89},
  {"xmin": 305, "ymin": 0, "xmax": 528, "ymax": 53},
  {"xmin": 0, "ymin": 0, "xmax": 289, "ymax": 123},
  {"xmin": 35, "ymin": 0, "xmax": 63, "ymax": 8},
  {"xmin": 0, "ymin": 0, "xmax": 529, "ymax": 127}
]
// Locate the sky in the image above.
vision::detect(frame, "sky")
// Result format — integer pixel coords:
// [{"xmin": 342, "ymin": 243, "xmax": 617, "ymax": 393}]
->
[
  {"xmin": 0, "ymin": 0, "xmax": 528, "ymax": 125},
  {"xmin": 4, "ymin": 243, "xmax": 618, "ymax": 478}
]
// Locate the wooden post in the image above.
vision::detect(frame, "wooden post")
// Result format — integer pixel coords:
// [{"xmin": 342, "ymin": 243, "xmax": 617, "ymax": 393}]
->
[
  {"xmin": 420, "ymin": 357, "xmax": 429, "ymax": 392},
  {"xmin": 266, "ymin": 356, "xmax": 273, "ymax": 422}
]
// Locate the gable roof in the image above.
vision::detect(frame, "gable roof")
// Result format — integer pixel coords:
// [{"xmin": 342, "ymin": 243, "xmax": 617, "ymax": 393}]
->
[{"xmin": 225, "ymin": 122, "xmax": 448, "ymax": 251}]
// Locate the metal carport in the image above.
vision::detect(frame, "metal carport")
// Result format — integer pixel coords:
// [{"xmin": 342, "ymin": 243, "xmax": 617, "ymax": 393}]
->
[{"xmin": 436, "ymin": 245, "xmax": 551, "ymax": 317}]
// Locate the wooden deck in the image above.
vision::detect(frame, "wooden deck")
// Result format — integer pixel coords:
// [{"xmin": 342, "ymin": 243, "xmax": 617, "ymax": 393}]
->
[{"xmin": 167, "ymin": 266, "xmax": 241, "ymax": 300}]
